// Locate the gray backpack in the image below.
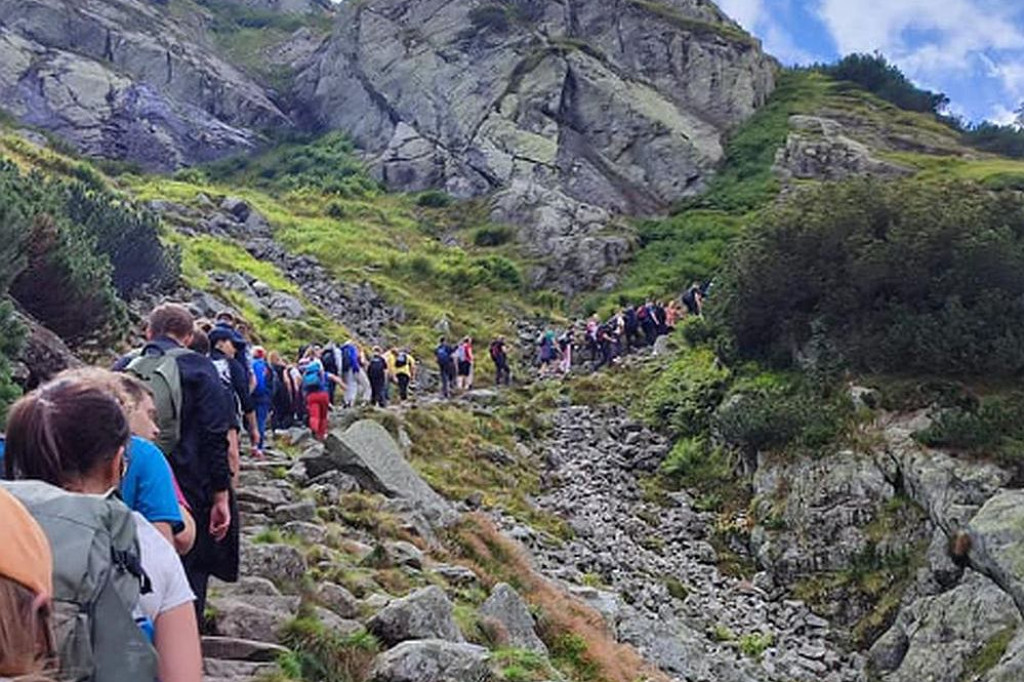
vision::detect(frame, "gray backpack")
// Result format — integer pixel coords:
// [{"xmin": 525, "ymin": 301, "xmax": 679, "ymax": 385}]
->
[
  {"xmin": 0, "ymin": 480, "xmax": 158, "ymax": 682},
  {"xmin": 126, "ymin": 344, "xmax": 191, "ymax": 456}
]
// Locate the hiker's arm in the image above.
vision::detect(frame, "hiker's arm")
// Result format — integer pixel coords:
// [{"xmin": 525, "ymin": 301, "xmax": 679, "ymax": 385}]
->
[
  {"xmin": 155, "ymin": 603, "xmax": 202, "ymax": 682},
  {"xmin": 152, "ymin": 521, "xmax": 174, "ymax": 546},
  {"xmin": 174, "ymin": 505, "xmax": 196, "ymax": 555}
]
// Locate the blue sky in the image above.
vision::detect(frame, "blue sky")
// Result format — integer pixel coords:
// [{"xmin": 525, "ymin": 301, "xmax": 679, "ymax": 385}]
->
[{"xmin": 717, "ymin": 0, "xmax": 1024, "ymax": 124}]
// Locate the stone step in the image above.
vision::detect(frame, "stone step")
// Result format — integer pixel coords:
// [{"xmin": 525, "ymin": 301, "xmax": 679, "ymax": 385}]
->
[{"xmin": 201, "ymin": 636, "xmax": 288, "ymax": 663}]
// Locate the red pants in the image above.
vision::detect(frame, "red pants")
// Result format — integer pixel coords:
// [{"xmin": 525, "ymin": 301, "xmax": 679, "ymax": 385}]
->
[{"xmin": 306, "ymin": 390, "xmax": 330, "ymax": 440}]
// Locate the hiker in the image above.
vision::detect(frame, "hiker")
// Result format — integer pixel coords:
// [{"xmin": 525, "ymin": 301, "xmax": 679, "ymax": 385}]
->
[
  {"xmin": 639, "ymin": 300, "xmax": 658, "ymax": 346},
  {"xmin": 4, "ymin": 379, "xmax": 202, "ymax": 682},
  {"xmin": 57, "ymin": 367, "xmax": 194, "ymax": 554},
  {"xmin": 366, "ymin": 346, "xmax": 390, "ymax": 408},
  {"xmin": 435, "ymin": 337, "xmax": 457, "ymax": 398},
  {"xmin": 594, "ymin": 323, "xmax": 615, "ymax": 370},
  {"xmin": 213, "ymin": 312, "xmax": 252, "ymax": 392},
  {"xmin": 393, "ymin": 347, "xmax": 416, "ymax": 401},
  {"xmin": 682, "ymin": 282, "xmax": 703, "ymax": 317},
  {"xmin": 299, "ymin": 346, "xmax": 340, "ymax": 441},
  {"xmin": 209, "ymin": 326, "xmax": 258, "ymax": 474},
  {"xmin": 538, "ymin": 330, "xmax": 556, "ymax": 376},
  {"xmin": 383, "ymin": 347, "xmax": 398, "ymax": 403},
  {"xmin": 339, "ymin": 340, "xmax": 361, "ymax": 408},
  {"xmin": 665, "ymin": 300, "xmax": 680, "ymax": 331},
  {"xmin": 490, "ymin": 336, "xmax": 511, "ymax": 387},
  {"xmin": 251, "ymin": 347, "xmax": 275, "ymax": 454},
  {"xmin": 287, "ymin": 360, "xmax": 307, "ymax": 426},
  {"xmin": 585, "ymin": 315, "xmax": 600, "ymax": 361},
  {"xmin": 321, "ymin": 342, "xmax": 341, "ymax": 406},
  {"xmin": 269, "ymin": 351, "xmax": 294, "ymax": 431},
  {"xmin": 115, "ymin": 303, "xmax": 233, "ymax": 621},
  {"xmin": 558, "ymin": 328, "xmax": 574, "ymax": 375},
  {"xmin": 456, "ymin": 336, "xmax": 475, "ymax": 390},
  {"xmin": 357, "ymin": 345, "xmax": 373, "ymax": 406},
  {"xmin": 0, "ymin": 486, "xmax": 55, "ymax": 679},
  {"xmin": 624, "ymin": 305, "xmax": 640, "ymax": 351}
]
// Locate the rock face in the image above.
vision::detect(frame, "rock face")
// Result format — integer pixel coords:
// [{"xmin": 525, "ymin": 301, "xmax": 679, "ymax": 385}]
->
[
  {"xmin": 0, "ymin": 0, "xmax": 288, "ymax": 170},
  {"xmin": 297, "ymin": 0, "xmax": 775, "ymax": 291},
  {"xmin": 773, "ymin": 116, "xmax": 913, "ymax": 182}
]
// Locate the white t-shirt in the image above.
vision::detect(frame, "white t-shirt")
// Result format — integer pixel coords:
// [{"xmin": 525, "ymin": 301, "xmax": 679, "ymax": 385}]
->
[{"xmin": 133, "ymin": 512, "xmax": 195, "ymax": 621}]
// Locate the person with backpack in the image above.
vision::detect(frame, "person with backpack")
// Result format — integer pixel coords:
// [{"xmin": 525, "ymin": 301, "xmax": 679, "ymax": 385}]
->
[
  {"xmin": 4, "ymin": 379, "xmax": 201, "ymax": 682},
  {"xmin": 682, "ymin": 282, "xmax": 703, "ymax": 317},
  {"xmin": 299, "ymin": 346, "xmax": 340, "ymax": 441},
  {"xmin": 210, "ymin": 326, "xmax": 257, "ymax": 477},
  {"xmin": 115, "ymin": 303, "xmax": 233, "ymax": 621},
  {"xmin": 58, "ymin": 367, "xmax": 192, "ymax": 553},
  {"xmin": 456, "ymin": 337, "xmax": 475, "ymax": 391},
  {"xmin": 392, "ymin": 347, "xmax": 416, "ymax": 401},
  {"xmin": 269, "ymin": 350, "xmax": 294, "ymax": 431},
  {"xmin": 338, "ymin": 340, "xmax": 361, "ymax": 409},
  {"xmin": 0, "ymin": 485, "xmax": 56, "ymax": 679},
  {"xmin": 435, "ymin": 337, "xmax": 457, "ymax": 398},
  {"xmin": 585, "ymin": 315, "xmax": 600, "ymax": 362},
  {"xmin": 250, "ymin": 347, "xmax": 275, "ymax": 455},
  {"xmin": 623, "ymin": 305, "xmax": 639, "ymax": 352},
  {"xmin": 366, "ymin": 346, "xmax": 390, "ymax": 408},
  {"xmin": 558, "ymin": 328, "xmax": 574, "ymax": 375},
  {"xmin": 489, "ymin": 337, "xmax": 511, "ymax": 387},
  {"xmin": 321, "ymin": 342, "xmax": 341, "ymax": 406}
]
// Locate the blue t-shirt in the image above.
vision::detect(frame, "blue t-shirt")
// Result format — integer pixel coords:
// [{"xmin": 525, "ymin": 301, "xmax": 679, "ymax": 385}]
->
[
  {"xmin": 121, "ymin": 436, "xmax": 183, "ymax": 532},
  {"xmin": 0, "ymin": 436, "xmax": 5, "ymax": 479}
]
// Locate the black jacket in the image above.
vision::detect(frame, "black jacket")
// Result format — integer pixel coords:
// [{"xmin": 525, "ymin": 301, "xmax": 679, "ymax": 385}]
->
[
  {"xmin": 115, "ymin": 337, "xmax": 231, "ymax": 510},
  {"xmin": 211, "ymin": 348, "xmax": 255, "ymax": 417}
]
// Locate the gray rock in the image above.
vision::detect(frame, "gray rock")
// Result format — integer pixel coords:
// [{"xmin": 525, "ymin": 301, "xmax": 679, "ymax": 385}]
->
[
  {"xmin": 367, "ymin": 586, "xmax": 464, "ymax": 646},
  {"xmin": 314, "ymin": 607, "xmax": 363, "ymax": 637},
  {"xmin": 0, "ymin": 0, "xmax": 287, "ymax": 169},
  {"xmin": 282, "ymin": 521, "xmax": 328, "ymax": 545},
  {"xmin": 211, "ymin": 595, "xmax": 301, "ymax": 644},
  {"xmin": 478, "ymin": 583, "xmax": 547, "ymax": 655},
  {"xmin": 221, "ymin": 197, "xmax": 251, "ymax": 222},
  {"xmin": 384, "ymin": 541, "xmax": 425, "ymax": 569},
  {"xmin": 297, "ymin": 0, "xmax": 775, "ymax": 293},
  {"xmin": 308, "ymin": 420, "xmax": 457, "ymax": 528},
  {"xmin": 430, "ymin": 564, "xmax": 479, "ymax": 588},
  {"xmin": 275, "ymin": 501, "xmax": 318, "ymax": 524},
  {"xmin": 239, "ymin": 542, "xmax": 307, "ymax": 586},
  {"xmin": 201, "ymin": 636, "xmax": 289, "ymax": 663},
  {"xmin": 318, "ymin": 582, "xmax": 361, "ymax": 619},
  {"xmin": 369, "ymin": 640, "xmax": 491, "ymax": 682}
]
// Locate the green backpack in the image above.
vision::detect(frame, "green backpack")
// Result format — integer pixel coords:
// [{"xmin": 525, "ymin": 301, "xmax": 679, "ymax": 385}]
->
[
  {"xmin": 0, "ymin": 480, "xmax": 157, "ymax": 682},
  {"xmin": 126, "ymin": 344, "xmax": 191, "ymax": 456}
]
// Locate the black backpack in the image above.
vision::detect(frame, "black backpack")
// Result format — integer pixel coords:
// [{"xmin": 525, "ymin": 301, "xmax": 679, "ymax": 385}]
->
[
  {"xmin": 395, "ymin": 352, "xmax": 409, "ymax": 368},
  {"xmin": 368, "ymin": 355, "xmax": 387, "ymax": 380}
]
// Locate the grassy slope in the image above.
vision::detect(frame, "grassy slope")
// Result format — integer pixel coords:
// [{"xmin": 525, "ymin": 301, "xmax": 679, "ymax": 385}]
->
[{"xmin": 607, "ymin": 70, "xmax": 1024, "ymax": 312}]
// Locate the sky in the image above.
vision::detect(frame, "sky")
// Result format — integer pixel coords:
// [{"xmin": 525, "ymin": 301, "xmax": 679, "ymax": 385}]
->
[{"xmin": 717, "ymin": 0, "xmax": 1024, "ymax": 125}]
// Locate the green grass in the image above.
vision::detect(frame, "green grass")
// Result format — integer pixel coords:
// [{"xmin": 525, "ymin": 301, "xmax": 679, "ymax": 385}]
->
[{"xmin": 960, "ymin": 626, "xmax": 1016, "ymax": 682}]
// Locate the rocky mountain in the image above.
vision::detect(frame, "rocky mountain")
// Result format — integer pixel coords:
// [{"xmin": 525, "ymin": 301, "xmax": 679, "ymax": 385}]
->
[
  {"xmin": 0, "ymin": 0, "xmax": 294, "ymax": 169},
  {"xmin": 297, "ymin": 0, "xmax": 776, "ymax": 290}
]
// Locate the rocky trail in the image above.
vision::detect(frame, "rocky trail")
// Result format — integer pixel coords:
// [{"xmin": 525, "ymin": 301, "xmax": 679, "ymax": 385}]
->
[{"xmin": 499, "ymin": 405, "xmax": 865, "ymax": 682}]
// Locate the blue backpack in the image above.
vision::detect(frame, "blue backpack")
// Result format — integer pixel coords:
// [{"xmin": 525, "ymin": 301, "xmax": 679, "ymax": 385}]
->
[
  {"xmin": 436, "ymin": 344, "xmax": 452, "ymax": 365},
  {"xmin": 341, "ymin": 343, "xmax": 358, "ymax": 373},
  {"xmin": 252, "ymin": 359, "xmax": 272, "ymax": 398},
  {"xmin": 302, "ymin": 363, "xmax": 325, "ymax": 392}
]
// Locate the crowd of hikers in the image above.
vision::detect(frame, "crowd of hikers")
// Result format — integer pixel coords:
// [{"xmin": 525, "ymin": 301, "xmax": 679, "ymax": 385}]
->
[{"xmin": 0, "ymin": 282, "xmax": 704, "ymax": 681}]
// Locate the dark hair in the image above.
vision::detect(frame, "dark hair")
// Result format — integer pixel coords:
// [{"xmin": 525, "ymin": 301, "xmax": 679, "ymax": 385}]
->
[
  {"xmin": 189, "ymin": 329, "xmax": 210, "ymax": 356},
  {"xmin": 148, "ymin": 303, "xmax": 194, "ymax": 340},
  {"xmin": 4, "ymin": 380, "xmax": 130, "ymax": 487}
]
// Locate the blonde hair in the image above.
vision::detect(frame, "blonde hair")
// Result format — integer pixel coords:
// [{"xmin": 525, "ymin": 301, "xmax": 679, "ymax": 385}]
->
[
  {"xmin": 56, "ymin": 367, "xmax": 151, "ymax": 415},
  {"xmin": 0, "ymin": 577, "xmax": 54, "ymax": 678}
]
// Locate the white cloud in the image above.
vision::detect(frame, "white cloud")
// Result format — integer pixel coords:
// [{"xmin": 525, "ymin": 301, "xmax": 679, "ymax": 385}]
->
[
  {"xmin": 989, "ymin": 104, "xmax": 1021, "ymax": 126},
  {"xmin": 717, "ymin": 0, "xmax": 765, "ymax": 31}
]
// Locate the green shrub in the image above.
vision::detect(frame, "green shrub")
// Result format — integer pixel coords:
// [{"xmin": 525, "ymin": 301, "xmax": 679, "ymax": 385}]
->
[
  {"xmin": 739, "ymin": 632, "xmax": 774, "ymax": 658},
  {"xmin": 416, "ymin": 190, "xmax": 453, "ymax": 208},
  {"xmin": 643, "ymin": 347, "xmax": 730, "ymax": 437},
  {"xmin": 660, "ymin": 437, "xmax": 732, "ymax": 484},
  {"xmin": 719, "ymin": 177, "xmax": 1024, "ymax": 377},
  {"xmin": 279, "ymin": 617, "xmax": 378, "ymax": 682},
  {"xmin": 713, "ymin": 377, "xmax": 849, "ymax": 455},
  {"xmin": 815, "ymin": 53, "xmax": 948, "ymax": 115},
  {"xmin": 914, "ymin": 393, "xmax": 1024, "ymax": 473},
  {"xmin": 473, "ymin": 225, "xmax": 515, "ymax": 247}
]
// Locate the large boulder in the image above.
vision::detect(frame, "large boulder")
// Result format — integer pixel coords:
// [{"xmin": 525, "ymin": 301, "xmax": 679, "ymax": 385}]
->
[
  {"xmin": 478, "ymin": 583, "xmax": 547, "ymax": 655},
  {"xmin": 296, "ymin": 0, "xmax": 775, "ymax": 293},
  {"xmin": 306, "ymin": 420, "xmax": 458, "ymax": 528},
  {"xmin": 239, "ymin": 542, "xmax": 308, "ymax": 586},
  {"xmin": 369, "ymin": 640, "xmax": 491, "ymax": 682},
  {"xmin": 367, "ymin": 586, "xmax": 464, "ymax": 647}
]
